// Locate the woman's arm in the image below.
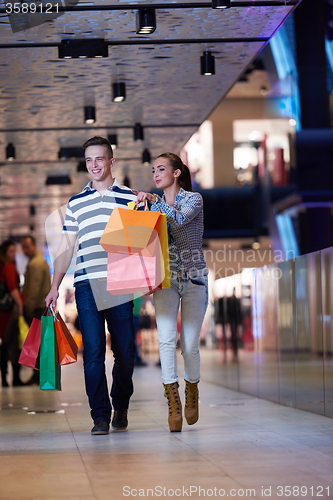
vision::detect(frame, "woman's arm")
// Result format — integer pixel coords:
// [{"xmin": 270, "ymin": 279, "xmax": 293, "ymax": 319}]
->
[
  {"xmin": 3, "ymin": 263, "xmax": 23, "ymax": 315},
  {"xmin": 155, "ymin": 193, "xmax": 203, "ymax": 226}
]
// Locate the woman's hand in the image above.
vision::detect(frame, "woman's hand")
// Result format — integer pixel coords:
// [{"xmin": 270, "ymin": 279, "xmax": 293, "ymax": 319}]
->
[{"xmin": 136, "ymin": 192, "xmax": 157, "ymax": 203}]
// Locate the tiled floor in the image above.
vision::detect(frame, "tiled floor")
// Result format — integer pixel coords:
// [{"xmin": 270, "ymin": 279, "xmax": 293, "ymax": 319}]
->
[{"xmin": 1, "ymin": 350, "xmax": 333, "ymax": 500}]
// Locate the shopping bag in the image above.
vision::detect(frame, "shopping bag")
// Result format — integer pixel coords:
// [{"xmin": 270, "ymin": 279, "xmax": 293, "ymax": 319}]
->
[
  {"xmin": 157, "ymin": 213, "xmax": 170, "ymax": 289},
  {"xmin": 106, "ymin": 250, "xmax": 160, "ymax": 295},
  {"xmin": 40, "ymin": 311, "xmax": 61, "ymax": 391},
  {"xmin": 54, "ymin": 312, "xmax": 78, "ymax": 365},
  {"xmin": 104, "ymin": 202, "xmax": 170, "ymax": 294},
  {"xmin": 18, "ymin": 315, "xmax": 30, "ymax": 349},
  {"xmin": 100, "ymin": 206, "xmax": 161, "ymax": 256},
  {"xmin": 18, "ymin": 317, "xmax": 41, "ymax": 368}
]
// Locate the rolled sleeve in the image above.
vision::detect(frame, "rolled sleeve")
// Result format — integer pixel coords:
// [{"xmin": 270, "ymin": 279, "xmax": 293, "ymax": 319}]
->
[{"xmin": 153, "ymin": 192, "xmax": 203, "ymax": 226}]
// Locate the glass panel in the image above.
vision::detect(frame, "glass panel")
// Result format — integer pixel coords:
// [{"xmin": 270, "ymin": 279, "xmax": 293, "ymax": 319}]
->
[
  {"xmin": 239, "ymin": 270, "xmax": 259, "ymax": 398},
  {"xmin": 253, "ymin": 266, "xmax": 280, "ymax": 403},
  {"xmin": 278, "ymin": 259, "xmax": 296, "ymax": 408},
  {"xmin": 294, "ymin": 253, "xmax": 325, "ymax": 415},
  {"xmin": 321, "ymin": 247, "xmax": 333, "ymax": 418}
]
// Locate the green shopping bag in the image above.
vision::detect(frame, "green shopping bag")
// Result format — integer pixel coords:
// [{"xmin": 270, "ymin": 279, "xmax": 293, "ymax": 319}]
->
[{"xmin": 40, "ymin": 310, "xmax": 61, "ymax": 391}]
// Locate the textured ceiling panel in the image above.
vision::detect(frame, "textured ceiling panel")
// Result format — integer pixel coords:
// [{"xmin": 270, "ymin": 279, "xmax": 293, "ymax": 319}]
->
[{"xmin": 0, "ymin": 0, "xmax": 301, "ymax": 241}]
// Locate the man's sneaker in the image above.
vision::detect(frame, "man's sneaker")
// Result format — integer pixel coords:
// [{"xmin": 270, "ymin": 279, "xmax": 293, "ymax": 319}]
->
[
  {"xmin": 91, "ymin": 420, "xmax": 110, "ymax": 435},
  {"xmin": 112, "ymin": 410, "xmax": 128, "ymax": 430}
]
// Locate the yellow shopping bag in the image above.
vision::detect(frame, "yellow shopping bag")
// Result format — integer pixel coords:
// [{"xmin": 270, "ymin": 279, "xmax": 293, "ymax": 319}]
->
[{"xmin": 18, "ymin": 315, "xmax": 29, "ymax": 349}]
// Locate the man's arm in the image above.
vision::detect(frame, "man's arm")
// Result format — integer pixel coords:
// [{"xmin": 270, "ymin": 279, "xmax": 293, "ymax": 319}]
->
[{"xmin": 45, "ymin": 232, "xmax": 77, "ymax": 307}]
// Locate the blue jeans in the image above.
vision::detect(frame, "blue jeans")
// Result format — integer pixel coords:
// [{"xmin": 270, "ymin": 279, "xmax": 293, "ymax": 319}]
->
[
  {"xmin": 153, "ymin": 271, "xmax": 208, "ymax": 385},
  {"xmin": 74, "ymin": 281, "xmax": 135, "ymax": 423}
]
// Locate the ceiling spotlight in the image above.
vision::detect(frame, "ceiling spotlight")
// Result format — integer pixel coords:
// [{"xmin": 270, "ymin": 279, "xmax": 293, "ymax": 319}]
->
[
  {"xmin": 136, "ymin": 8, "xmax": 156, "ymax": 35},
  {"xmin": 133, "ymin": 123, "xmax": 144, "ymax": 141},
  {"xmin": 6, "ymin": 143, "xmax": 15, "ymax": 161},
  {"xmin": 46, "ymin": 175, "xmax": 71, "ymax": 185},
  {"xmin": 142, "ymin": 148, "xmax": 151, "ymax": 166},
  {"xmin": 212, "ymin": 0, "xmax": 231, "ymax": 8},
  {"xmin": 84, "ymin": 106, "xmax": 96, "ymax": 124},
  {"xmin": 201, "ymin": 51, "xmax": 215, "ymax": 75},
  {"xmin": 108, "ymin": 134, "xmax": 118, "ymax": 150},
  {"xmin": 112, "ymin": 82, "xmax": 126, "ymax": 102},
  {"xmin": 58, "ymin": 147, "xmax": 84, "ymax": 159},
  {"xmin": 58, "ymin": 39, "xmax": 108, "ymax": 59}
]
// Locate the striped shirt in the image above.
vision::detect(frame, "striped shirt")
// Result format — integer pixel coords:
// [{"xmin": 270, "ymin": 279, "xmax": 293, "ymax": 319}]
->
[
  {"xmin": 62, "ymin": 179, "xmax": 138, "ymax": 283},
  {"xmin": 151, "ymin": 188, "xmax": 207, "ymax": 274}
]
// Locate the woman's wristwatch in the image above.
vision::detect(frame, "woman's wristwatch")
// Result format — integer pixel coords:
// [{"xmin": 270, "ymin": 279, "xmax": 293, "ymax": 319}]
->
[{"xmin": 151, "ymin": 194, "xmax": 158, "ymax": 203}]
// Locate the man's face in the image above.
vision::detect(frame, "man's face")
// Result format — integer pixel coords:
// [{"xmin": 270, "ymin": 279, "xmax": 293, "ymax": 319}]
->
[
  {"xmin": 85, "ymin": 145, "xmax": 115, "ymax": 183},
  {"xmin": 21, "ymin": 238, "xmax": 36, "ymax": 258}
]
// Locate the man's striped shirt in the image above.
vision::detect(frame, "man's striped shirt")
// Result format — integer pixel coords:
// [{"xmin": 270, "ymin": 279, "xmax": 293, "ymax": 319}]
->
[{"xmin": 62, "ymin": 179, "xmax": 138, "ymax": 283}]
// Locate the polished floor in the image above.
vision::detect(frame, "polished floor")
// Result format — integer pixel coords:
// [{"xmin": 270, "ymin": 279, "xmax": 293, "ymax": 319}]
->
[{"xmin": 1, "ymin": 349, "xmax": 333, "ymax": 500}]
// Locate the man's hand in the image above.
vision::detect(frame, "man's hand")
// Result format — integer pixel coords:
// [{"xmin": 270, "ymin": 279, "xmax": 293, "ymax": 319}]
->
[{"xmin": 45, "ymin": 287, "xmax": 59, "ymax": 308}]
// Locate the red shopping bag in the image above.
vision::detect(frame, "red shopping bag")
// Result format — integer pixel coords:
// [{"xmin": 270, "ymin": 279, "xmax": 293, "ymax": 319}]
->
[
  {"xmin": 54, "ymin": 312, "xmax": 78, "ymax": 365},
  {"xmin": 18, "ymin": 317, "xmax": 41, "ymax": 368}
]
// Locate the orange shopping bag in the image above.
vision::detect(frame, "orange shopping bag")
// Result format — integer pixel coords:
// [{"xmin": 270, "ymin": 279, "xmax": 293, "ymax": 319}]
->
[
  {"xmin": 100, "ymin": 206, "xmax": 161, "ymax": 256},
  {"xmin": 101, "ymin": 203, "xmax": 170, "ymax": 294},
  {"xmin": 54, "ymin": 311, "xmax": 78, "ymax": 366}
]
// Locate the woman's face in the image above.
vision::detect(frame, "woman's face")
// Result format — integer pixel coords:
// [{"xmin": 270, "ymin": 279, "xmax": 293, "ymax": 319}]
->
[
  {"xmin": 6, "ymin": 244, "xmax": 16, "ymax": 263},
  {"xmin": 152, "ymin": 157, "xmax": 180, "ymax": 190}
]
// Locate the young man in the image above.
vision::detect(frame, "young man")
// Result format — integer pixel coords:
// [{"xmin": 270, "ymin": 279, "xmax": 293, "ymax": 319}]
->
[{"xmin": 45, "ymin": 136, "xmax": 138, "ymax": 435}]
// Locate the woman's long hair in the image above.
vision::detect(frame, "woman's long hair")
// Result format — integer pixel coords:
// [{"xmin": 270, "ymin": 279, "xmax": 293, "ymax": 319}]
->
[
  {"xmin": 157, "ymin": 153, "xmax": 192, "ymax": 191},
  {"xmin": 0, "ymin": 239, "xmax": 15, "ymax": 264}
]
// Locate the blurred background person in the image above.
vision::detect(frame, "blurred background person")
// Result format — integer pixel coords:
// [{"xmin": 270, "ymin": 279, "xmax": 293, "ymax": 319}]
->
[
  {"xmin": 21, "ymin": 235, "xmax": 51, "ymax": 385},
  {"xmin": 0, "ymin": 239, "xmax": 24, "ymax": 387}
]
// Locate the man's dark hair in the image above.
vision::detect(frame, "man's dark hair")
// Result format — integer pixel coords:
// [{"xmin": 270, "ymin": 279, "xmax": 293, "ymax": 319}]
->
[
  {"xmin": 21, "ymin": 235, "xmax": 36, "ymax": 246},
  {"xmin": 82, "ymin": 136, "xmax": 113, "ymax": 159}
]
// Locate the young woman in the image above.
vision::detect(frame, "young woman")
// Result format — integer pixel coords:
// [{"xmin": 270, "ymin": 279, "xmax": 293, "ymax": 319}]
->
[
  {"xmin": 137, "ymin": 153, "xmax": 208, "ymax": 432},
  {"xmin": 0, "ymin": 239, "xmax": 24, "ymax": 387}
]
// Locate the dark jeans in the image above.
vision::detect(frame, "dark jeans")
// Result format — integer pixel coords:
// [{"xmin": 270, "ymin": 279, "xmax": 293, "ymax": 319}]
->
[{"xmin": 74, "ymin": 281, "xmax": 135, "ymax": 423}]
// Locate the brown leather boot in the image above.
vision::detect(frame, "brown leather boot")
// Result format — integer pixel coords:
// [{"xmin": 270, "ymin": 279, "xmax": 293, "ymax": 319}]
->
[
  {"xmin": 184, "ymin": 380, "xmax": 199, "ymax": 425},
  {"xmin": 163, "ymin": 382, "xmax": 183, "ymax": 432}
]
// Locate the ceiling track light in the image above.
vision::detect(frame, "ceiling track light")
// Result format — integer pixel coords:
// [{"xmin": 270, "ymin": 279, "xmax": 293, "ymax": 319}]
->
[
  {"xmin": 112, "ymin": 82, "xmax": 126, "ymax": 102},
  {"xmin": 108, "ymin": 134, "xmax": 118, "ymax": 150},
  {"xmin": 58, "ymin": 39, "xmax": 108, "ymax": 59},
  {"xmin": 212, "ymin": 0, "xmax": 231, "ymax": 8},
  {"xmin": 45, "ymin": 175, "xmax": 72, "ymax": 185},
  {"xmin": 142, "ymin": 148, "xmax": 151, "ymax": 166},
  {"xmin": 136, "ymin": 8, "xmax": 156, "ymax": 35},
  {"xmin": 133, "ymin": 122, "xmax": 144, "ymax": 141},
  {"xmin": 200, "ymin": 51, "xmax": 215, "ymax": 75},
  {"xmin": 6, "ymin": 143, "xmax": 15, "ymax": 160},
  {"xmin": 84, "ymin": 106, "xmax": 96, "ymax": 124},
  {"xmin": 58, "ymin": 147, "xmax": 84, "ymax": 159}
]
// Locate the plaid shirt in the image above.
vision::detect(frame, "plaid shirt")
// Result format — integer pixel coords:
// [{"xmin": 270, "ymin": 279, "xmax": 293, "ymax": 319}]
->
[{"xmin": 151, "ymin": 188, "xmax": 207, "ymax": 274}]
